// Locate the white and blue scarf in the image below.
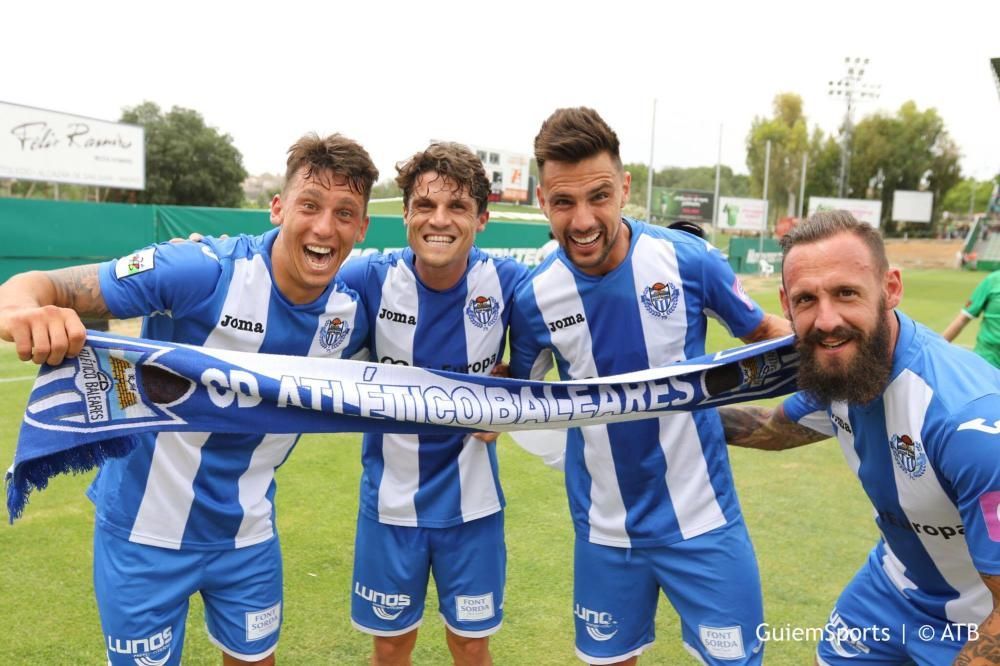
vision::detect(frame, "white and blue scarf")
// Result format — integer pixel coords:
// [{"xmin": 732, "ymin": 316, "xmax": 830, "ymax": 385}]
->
[{"xmin": 8, "ymin": 331, "xmax": 800, "ymax": 520}]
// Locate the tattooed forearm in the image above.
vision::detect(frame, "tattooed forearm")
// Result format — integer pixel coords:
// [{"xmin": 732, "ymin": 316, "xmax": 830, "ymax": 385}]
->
[
  {"xmin": 718, "ymin": 405, "xmax": 828, "ymax": 451},
  {"xmin": 48, "ymin": 265, "xmax": 111, "ymax": 318},
  {"xmin": 955, "ymin": 574, "xmax": 1000, "ymax": 665}
]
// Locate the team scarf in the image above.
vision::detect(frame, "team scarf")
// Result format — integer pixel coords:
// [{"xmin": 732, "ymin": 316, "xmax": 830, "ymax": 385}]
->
[{"xmin": 7, "ymin": 331, "xmax": 800, "ymax": 521}]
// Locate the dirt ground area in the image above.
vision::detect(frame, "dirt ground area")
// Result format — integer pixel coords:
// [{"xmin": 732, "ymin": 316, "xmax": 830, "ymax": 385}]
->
[{"xmin": 883, "ymin": 238, "xmax": 963, "ymax": 269}]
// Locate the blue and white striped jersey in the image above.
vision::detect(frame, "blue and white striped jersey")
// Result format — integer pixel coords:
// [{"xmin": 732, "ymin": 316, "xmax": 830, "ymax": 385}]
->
[
  {"xmin": 339, "ymin": 246, "xmax": 528, "ymax": 527},
  {"xmin": 783, "ymin": 312, "xmax": 1000, "ymax": 624},
  {"xmin": 89, "ymin": 230, "xmax": 368, "ymax": 550},
  {"xmin": 509, "ymin": 219, "xmax": 765, "ymax": 548}
]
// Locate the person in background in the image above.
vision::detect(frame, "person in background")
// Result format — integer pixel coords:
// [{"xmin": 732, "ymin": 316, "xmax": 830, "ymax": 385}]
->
[{"xmin": 942, "ymin": 268, "xmax": 1000, "ymax": 369}]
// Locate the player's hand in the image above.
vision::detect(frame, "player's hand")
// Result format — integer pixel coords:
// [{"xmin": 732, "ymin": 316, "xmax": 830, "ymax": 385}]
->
[
  {"xmin": 473, "ymin": 431, "xmax": 500, "ymax": 443},
  {"xmin": 0, "ymin": 305, "xmax": 87, "ymax": 365},
  {"xmin": 490, "ymin": 362, "xmax": 511, "ymax": 378}
]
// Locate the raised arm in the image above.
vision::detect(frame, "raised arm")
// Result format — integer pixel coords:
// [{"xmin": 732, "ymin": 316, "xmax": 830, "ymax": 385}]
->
[
  {"xmin": 718, "ymin": 403, "xmax": 829, "ymax": 451},
  {"xmin": 0, "ymin": 265, "xmax": 109, "ymax": 365},
  {"xmin": 954, "ymin": 573, "xmax": 1000, "ymax": 665}
]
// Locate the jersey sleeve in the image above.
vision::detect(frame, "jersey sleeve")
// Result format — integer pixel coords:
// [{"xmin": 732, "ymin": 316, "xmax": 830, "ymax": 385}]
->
[
  {"xmin": 781, "ymin": 391, "xmax": 835, "ymax": 437},
  {"xmin": 508, "ymin": 280, "xmax": 554, "ymax": 380},
  {"xmin": 699, "ymin": 245, "xmax": 765, "ymax": 339},
  {"xmin": 962, "ymin": 273, "xmax": 995, "ymax": 318},
  {"xmin": 936, "ymin": 396, "xmax": 1000, "ymax": 575},
  {"xmin": 97, "ymin": 240, "xmax": 223, "ymax": 320},
  {"xmin": 336, "ymin": 254, "xmax": 370, "ymax": 295}
]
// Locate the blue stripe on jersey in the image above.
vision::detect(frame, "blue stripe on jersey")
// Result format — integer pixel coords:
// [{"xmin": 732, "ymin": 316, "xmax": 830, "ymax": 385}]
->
[{"xmin": 90, "ymin": 230, "xmax": 367, "ymax": 550}]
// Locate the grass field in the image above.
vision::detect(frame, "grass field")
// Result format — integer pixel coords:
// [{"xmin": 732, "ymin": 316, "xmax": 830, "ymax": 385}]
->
[{"xmin": 0, "ymin": 268, "xmax": 984, "ymax": 665}]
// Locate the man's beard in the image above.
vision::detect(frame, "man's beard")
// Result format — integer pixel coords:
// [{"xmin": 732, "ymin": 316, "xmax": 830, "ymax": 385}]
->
[{"xmin": 795, "ymin": 308, "xmax": 893, "ymax": 405}]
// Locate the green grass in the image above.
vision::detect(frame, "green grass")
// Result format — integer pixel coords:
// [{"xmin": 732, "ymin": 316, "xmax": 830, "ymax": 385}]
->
[{"xmin": 0, "ymin": 268, "xmax": 984, "ymax": 664}]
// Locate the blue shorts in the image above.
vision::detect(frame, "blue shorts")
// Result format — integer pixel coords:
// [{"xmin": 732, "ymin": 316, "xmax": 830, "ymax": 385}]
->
[
  {"xmin": 574, "ymin": 517, "xmax": 764, "ymax": 665},
  {"xmin": 94, "ymin": 526, "xmax": 283, "ymax": 665},
  {"xmin": 816, "ymin": 550, "xmax": 970, "ymax": 665},
  {"xmin": 351, "ymin": 511, "xmax": 506, "ymax": 638}
]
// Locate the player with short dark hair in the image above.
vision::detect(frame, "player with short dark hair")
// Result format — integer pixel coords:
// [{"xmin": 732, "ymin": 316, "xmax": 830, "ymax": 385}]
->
[
  {"xmin": 338, "ymin": 141, "xmax": 528, "ymax": 666},
  {"xmin": 0, "ymin": 132, "xmax": 377, "ymax": 666},
  {"xmin": 510, "ymin": 107, "xmax": 790, "ymax": 665}
]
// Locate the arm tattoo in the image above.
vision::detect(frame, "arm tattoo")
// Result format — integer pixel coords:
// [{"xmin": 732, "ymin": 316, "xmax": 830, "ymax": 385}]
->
[
  {"xmin": 954, "ymin": 574, "xmax": 1000, "ymax": 665},
  {"xmin": 48, "ymin": 265, "xmax": 111, "ymax": 318},
  {"xmin": 718, "ymin": 405, "xmax": 828, "ymax": 451}
]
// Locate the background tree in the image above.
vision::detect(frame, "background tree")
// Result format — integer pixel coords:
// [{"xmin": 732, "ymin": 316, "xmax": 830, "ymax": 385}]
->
[
  {"xmin": 746, "ymin": 93, "xmax": 810, "ymax": 226},
  {"xmin": 849, "ymin": 101, "xmax": 961, "ymax": 234},
  {"xmin": 941, "ymin": 178, "xmax": 997, "ymax": 217},
  {"xmin": 105, "ymin": 102, "xmax": 247, "ymax": 207},
  {"xmin": 804, "ymin": 129, "xmax": 841, "ymax": 203}
]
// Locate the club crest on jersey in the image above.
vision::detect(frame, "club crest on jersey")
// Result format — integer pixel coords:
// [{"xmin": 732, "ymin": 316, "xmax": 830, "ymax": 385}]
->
[
  {"xmin": 640, "ymin": 281, "xmax": 679, "ymax": 319},
  {"xmin": 889, "ymin": 433, "xmax": 927, "ymax": 479},
  {"xmin": 466, "ymin": 295, "xmax": 500, "ymax": 329},
  {"xmin": 319, "ymin": 317, "xmax": 350, "ymax": 352}
]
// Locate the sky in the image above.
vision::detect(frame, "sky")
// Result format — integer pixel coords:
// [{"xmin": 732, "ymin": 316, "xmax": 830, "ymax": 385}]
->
[{"xmin": 4, "ymin": 0, "xmax": 999, "ymax": 185}]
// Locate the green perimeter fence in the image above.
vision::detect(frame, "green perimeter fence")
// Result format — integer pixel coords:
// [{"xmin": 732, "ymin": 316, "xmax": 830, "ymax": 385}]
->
[{"xmin": 0, "ymin": 198, "xmax": 551, "ymax": 282}]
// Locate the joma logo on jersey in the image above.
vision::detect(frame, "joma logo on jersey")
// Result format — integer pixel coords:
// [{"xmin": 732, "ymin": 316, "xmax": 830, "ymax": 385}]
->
[
  {"xmin": 832, "ymin": 413, "xmax": 852, "ymax": 434},
  {"xmin": 888, "ymin": 433, "xmax": 927, "ymax": 479},
  {"xmin": 355, "ymin": 583, "xmax": 411, "ymax": 621},
  {"xmin": 640, "ymin": 281, "xmax": 679, "ymax": 319},
  {"xmin": 318, "ymin": 317, "xmax": 350, "ymax": 352},
  {"xmin": 466, "ymin": 295, "xmax": 500, "ymax": 329},
  {"xmin": 547, "ymin": 313, "xmax": 585, "ymax": 333},
  {"xmin": 379, "ymin": 308, "xmax": 417, "ymax": 325},
  {"xmin": 106, "ymin": 626, "xmax": 173, "ymax": 664},
  {"xmin": 220, "ymin": 314, "xmax": 264, "ymax": 333},
  {"xmin": 574, "ymin": 604, "xmax": 619, "ymax": 641}
]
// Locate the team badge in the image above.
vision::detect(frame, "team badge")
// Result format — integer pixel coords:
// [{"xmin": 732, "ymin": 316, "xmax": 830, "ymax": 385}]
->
[
  {"xmin": 732, "ymin": 276, "xmax": 755, "ymax": 311},
  {"xmin": 318, "ymin": 317, "xmax": 350, "ymax": 352},
  {"xmin": 640, "ymin": 281, "xmax": 679, "ymax": 319},
  {"xmin": 466, "ymin": 295, "xmax": 500, "ymax": 329},
  {"xmin": 738, "ymin": 351, "xmax": 779, "ymax": 388},
  {"xmin": 888, "ymin": 433, "xmax": 927, "ymax": 479},
  {"xmin": 114, "ymin": 247, "xmax": 156, "ymax": 279}
]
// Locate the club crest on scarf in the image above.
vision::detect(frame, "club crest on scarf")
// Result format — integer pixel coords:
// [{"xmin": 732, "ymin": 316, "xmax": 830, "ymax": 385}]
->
[
  {"xmin": 25, "ymin": 344, "xmax": 189, "ymax": 432},
  {"xmin": 640, "ymin": 281, "xmax": 679, "ymax": 319},
  {"xmin": 889, "ymin": 433, "xmax": 927, "ymax": 479},
  {"xmin": 319, "ymin": 317, "xmax": 351, "ymax": 352},
  {"xmin": 739, "ymin": 351, "xmax": 780, "ymax": 388},
  {"xmin": 466, "ymin": 295, "xmax": 500, "ymax": 329}
]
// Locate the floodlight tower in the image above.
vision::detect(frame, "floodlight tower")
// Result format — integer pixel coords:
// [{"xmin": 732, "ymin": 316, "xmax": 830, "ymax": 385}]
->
[{"xmin": 828, "ymin": 57, "xmax": 881, "ymax": 197}]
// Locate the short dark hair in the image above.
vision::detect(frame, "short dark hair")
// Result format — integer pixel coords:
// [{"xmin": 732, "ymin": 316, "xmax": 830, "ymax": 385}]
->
[
  {"xmin": 284, "ymin": 133, "xmax": 378, "ymax": 203},
  {"xmin": 395, "ymin": 142, "xmax": 491, "ymax": 215},
  {"xmin": 533, "ymin": 107, "xmax": 622, "ymax": 178},
  {"xmin": 668, "ymin": 220, "xmax": 706, "ymax": 239},
  {"xmin": 780, "ymin": 210, "xmax": 888, "ymax": 274}
]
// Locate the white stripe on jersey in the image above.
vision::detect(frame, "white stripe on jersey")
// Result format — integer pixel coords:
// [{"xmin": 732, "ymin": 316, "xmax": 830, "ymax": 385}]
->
[
  {"xmin": 831, "ymin": 402, "xmax": 860, "ymax": 474},
  {"xmin": 532, "ymin": 261, "xmax": 629, "ymax": 546},
  {"xmin": 203, "ymin": 255, "xmax": 272, "ymax": 352},
  {"xmin": 632, "ymin": 234, "xmax": 725, "ymax": 537},
  {"xmin": 880, "ymin": 541, "xmax": 919, "ymax": 596},
  {"xmin": 129, "ymin": 431, "xmax": 210, "ymax": 548},
  {"xmin": 883, "ymin": 369, "xmax": 991, "ymax": 624},
  {"xmin": 456, "ymin": 261, "xmax": 504, "ymax": 520},
  {"xmin": 133, "ymin": 256, "xmax": 273, "ymax": 547},
  {"xmin": 235, "ymin": 433, "xmax": 298, "ymax": 548},
  {"xmin": 308, "ymin": 286, "xmax": 361, "ymax": 358},
  {"xmin": 377, "ymin": 435, "xmax": 421, "ymax": 525},
  {"xmin": 376, "ymin": 260, "xmax": 420, "ymax": 523}
]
